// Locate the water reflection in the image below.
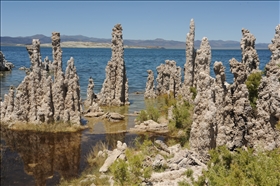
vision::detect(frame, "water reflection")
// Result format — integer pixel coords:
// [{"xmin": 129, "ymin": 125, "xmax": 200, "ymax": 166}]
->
[{"xmin": 1, "ymin": 127, "xmax": 82, "ymax": 186}]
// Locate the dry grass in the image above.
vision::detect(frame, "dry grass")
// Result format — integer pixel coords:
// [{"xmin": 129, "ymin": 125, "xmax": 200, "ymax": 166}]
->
[{"xmin": 1, "ymin": 121, "xmax": 88, "ymax": 133}]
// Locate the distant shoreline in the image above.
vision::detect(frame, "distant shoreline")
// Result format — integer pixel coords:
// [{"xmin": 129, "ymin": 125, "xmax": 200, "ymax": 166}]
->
[{"xmin": 0, "ymin": 42, "xmax": 269, "ymax": 50}]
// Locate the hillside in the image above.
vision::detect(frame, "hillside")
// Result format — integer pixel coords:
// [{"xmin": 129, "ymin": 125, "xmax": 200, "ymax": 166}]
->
[{"xmin": 1, "ymin": 35, "xmax": 269, "ymax": 49}]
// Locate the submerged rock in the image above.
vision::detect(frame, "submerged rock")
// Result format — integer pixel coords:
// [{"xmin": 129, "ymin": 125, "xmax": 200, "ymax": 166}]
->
[
  {"xmin": 98, "ymin": 24, "xmax": 129, "ymax": 106},
  {"xmin": 84, "ymin": 77, "xmax": 96, "ymax": 108},
  {"xmin": 0, "ymin": 51, "xmax": 14, "ymax": 71},
  {"xmin": 129, "ymin": 120, "xmax": 168, "ymax": 134}
]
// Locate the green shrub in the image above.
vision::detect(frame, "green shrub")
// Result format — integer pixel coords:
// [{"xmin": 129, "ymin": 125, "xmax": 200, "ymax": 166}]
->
[
  {"xmin": 147, "ymin": 106, "xmax": 160, "ymax": 122},
  {"xmin": 136, "ymin": 105, "xmax": 160, "ymax": 123},
  {"xmin": 193, "ymin": 146, "xmax": 280, "ymax": 186},
  {"xmin": 185, "ymin": 169, "xmax": 194, "ymax": 178},
  {"xmin": 110, "ymin": 146, "xmax": 152, "ymax": 185},
  {"xmin": 137, "ymin": 110, "xmax": 148, "ymax": 123},
  {"xmin": 168, "ymin": 101, "xmax": 193, "ymax": 142},
  {"xmin": 245, "ymin": 72, "xmax": 262, "ymax": 109},
  {"xmin": 190, "ymin": 87, "xmax": 197, "ymax": 100},
  {"xmin": 110, "ymin": 158, "xmax": 129, "ymax": 186},
  {"xmin": 276, "ymin": 120, "xmax": 280, "ymax": 131},
  {"xmin": 178, "ymin": 181, "xmax": 191, "ymax": 186}
]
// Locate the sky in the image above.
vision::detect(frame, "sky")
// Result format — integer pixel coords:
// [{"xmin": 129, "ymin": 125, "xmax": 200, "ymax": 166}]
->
[{"xmin": 1, "ymin": 1, "xmax": 279, "ymax": 43}]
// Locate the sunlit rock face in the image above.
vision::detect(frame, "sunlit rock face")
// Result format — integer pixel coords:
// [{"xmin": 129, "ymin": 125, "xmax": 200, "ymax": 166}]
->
[
  {"xmin": 249, "ymin": 24, "xmax": 280, "ymax": 150},
  {"xmin": 180, "ymin": 19, "xmax": 196, "ymax": 101},
  {"xmin": 98, "ymin": 24, "xmax": 129, "ymax": 106},
  {"xmin": 240, "ymin": 28, "xmax": 260, "ymax": 75},
  {"xmin": 189, "ymin": 26, "xmax": 280, "ymax": 155},
  {"xmin": 0, "ymin": 33, "xmax": 82, "ymax": 125},
  {"xmin": 144, "ymin": 70, "xmax": 156, "ymax": 99},
  {"xmin": 193, "ymin": 37, "xmax": 211, "ymax": 88},
  {"xmin": 155, "ymin": 60, "xmax": 182, "ymax": 97}
]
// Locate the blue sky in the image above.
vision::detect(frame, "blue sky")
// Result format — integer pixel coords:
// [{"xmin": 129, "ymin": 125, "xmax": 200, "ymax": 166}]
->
[{"xmin": 1, "ymin": 1, "xmax": 279, "ymax": 43}]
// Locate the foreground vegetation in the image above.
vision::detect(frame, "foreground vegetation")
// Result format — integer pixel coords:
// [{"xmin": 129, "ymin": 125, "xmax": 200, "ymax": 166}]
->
[
  {"xmin": 136, "ymin": 93, "xmax": 194, "ymax": 146},
  {"xmin": 192, "ymin": 146, "xmax": 280, "ymax": 186}
]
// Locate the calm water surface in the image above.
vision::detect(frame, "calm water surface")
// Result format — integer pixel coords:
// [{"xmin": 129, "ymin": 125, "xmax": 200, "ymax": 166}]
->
[{"xmin": 0, "ymin": 46, "xmax": 271, "ymax": 185}]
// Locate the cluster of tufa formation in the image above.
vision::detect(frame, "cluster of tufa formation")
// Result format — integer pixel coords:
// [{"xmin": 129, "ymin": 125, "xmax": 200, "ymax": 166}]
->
[
  {"xmin": 0, "ymin": 51, "xmax": 14, "ymax": 71},
  {"xmin": 0, "ymin": 32, "xmax": 82, "ymax": 125},
  {"xmin": 155, "ymin": 60, "xmax": 182, "ymax": 97},
  {"xmin": 98, "ymin": 24, "xmax": 129, "ymax": 106},
  {"xmin": 144, "ymin": 19, "xmax": 211, "ymax": 100},
  {"xmin": 144, "ymin": 60, "xmax": 182, "ymax": 98},
  {"xmin": 189, "ymin": 24, "xmax": 280, "ymax": 156}
]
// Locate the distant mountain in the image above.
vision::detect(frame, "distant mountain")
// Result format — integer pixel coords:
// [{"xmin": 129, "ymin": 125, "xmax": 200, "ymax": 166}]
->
[{"xmin": 0, "ymin": 35, "xmax": 270, "ymax": 49}]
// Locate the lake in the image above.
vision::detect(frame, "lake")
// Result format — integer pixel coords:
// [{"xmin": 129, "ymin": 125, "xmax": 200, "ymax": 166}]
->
[{"xmin": 0, "ymin": 46, "xmax": 271, "ymax": 185}]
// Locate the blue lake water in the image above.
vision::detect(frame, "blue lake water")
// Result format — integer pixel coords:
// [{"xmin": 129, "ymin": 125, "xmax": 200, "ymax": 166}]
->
[{"xmin": 0, "ymin": 46, "xmax": 271, "ymax": 99}]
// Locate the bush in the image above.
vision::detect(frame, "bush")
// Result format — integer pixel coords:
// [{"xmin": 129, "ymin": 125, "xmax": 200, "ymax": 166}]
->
[
  {"xmin": 110, "ymin": 143, "xmax": 152, "ymax": 185},
  {"xmin": 168, "ymin": 101, "xmax": 193, "ymax": 141},
  {"xmin": 110, "ymin": 158, "xmax": 129, "ymax": 186},
  {"xmin": 147, "ymin": 106, "xmax": 160, "ymax": 122},
  {"xmin": 245, "ymin": 72, "xmax": 262, "ymax": 109},
  {"xmin": 136, "ymin": 104, "xmax": 160, "ymax": 123},
  {"xmin": 193, "ymin": 146, "xmax": 280, "ymax": 186},
  {"xmin": 190, "ymin": 87, "xmax": 197, "ymax": 100},
  {"xmin": 185, "ymin": 169, "xmax": 194, "ymax": 178},
  {"xmin": 137, "ymin": 110, "xmax": 148, "ymax": 123}
]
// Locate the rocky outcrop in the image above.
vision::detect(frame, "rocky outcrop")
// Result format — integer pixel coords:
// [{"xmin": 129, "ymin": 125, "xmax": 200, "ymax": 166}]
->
[
  {"xmin": 240, "ymin": 28, "xmax": 260, "ymax": 74},
  {"xmin": 129, "ymin": 120, "xmax": 169, "ymax": 134},
  {"xmin": 144, "ymin": 70, "xmax": 156, "ymax": 98},
  {"xmin": 101, "ymin": 112, "xmax": 125, "ymax": 122},
  {"xmin": 184, "ymin": 19, "xmax": 196, "ymax": 88},
  {"xmin": 0, "ymin": 33, "xmax": 82, "ymax": 125},
  {"xmin": 0, "ymin": 51, "xmax": 14, "ymax": 71},
  {"xmin": 156, "ymin": 60, "xmax": 182, "ymax": 97},
  {"xmin": 266, "ymin": 24, "xmax": 280, "ymax": 78},
  {"xmin": 189, "ymin": 26, "xmax": 280, "ymax": 154},
  {"xmin": 193, "ymin": 37, "xmax": 211, "ymax": 87},
  {"xmin": 63, "ymin": 57, "xmax": 82, "ymax": 124},
  {"xmin": 150, "ymin": 143, "xmax": 207, "ymax": 185},
  {"xmin": 96, "ymin": 140, "xmax": 206, "ymax": 185},
  {"xmin": 99, "ymin": 141, "xmax": 127, "ymax": 173},
  {"xmin": 180, "ymin": 19, "xmax": 196, "ymax": 100},
  {"xmin": 98, "ymin": 24, "xmax": 129, "ymax": 106},
  {"xmin": 248, "ymin": 24, "xmax": 280, "ymax": 150},
  {"xmin": 84, "ymin": 77, "xmax": 96, "ymax": 108},
  {"xmin": 42, "ymin": 56, "xmax": 53, "ymax": 72},
  {"xmin": 189, "ymin": 72, "xmax": 216, "ymax": 156},
  {"xmin": 228, "ymin": 58, "xmax": 253, "ymax": 149},
  {"xmin": 213, "ymin": 61, "xmax": 232, "ymax": 147}
]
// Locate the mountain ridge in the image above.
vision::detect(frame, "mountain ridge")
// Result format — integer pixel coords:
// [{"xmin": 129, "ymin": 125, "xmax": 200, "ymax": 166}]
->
[{"xmin": 0, "ymin": 34, "xmax": 270, "ymax": 49}]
